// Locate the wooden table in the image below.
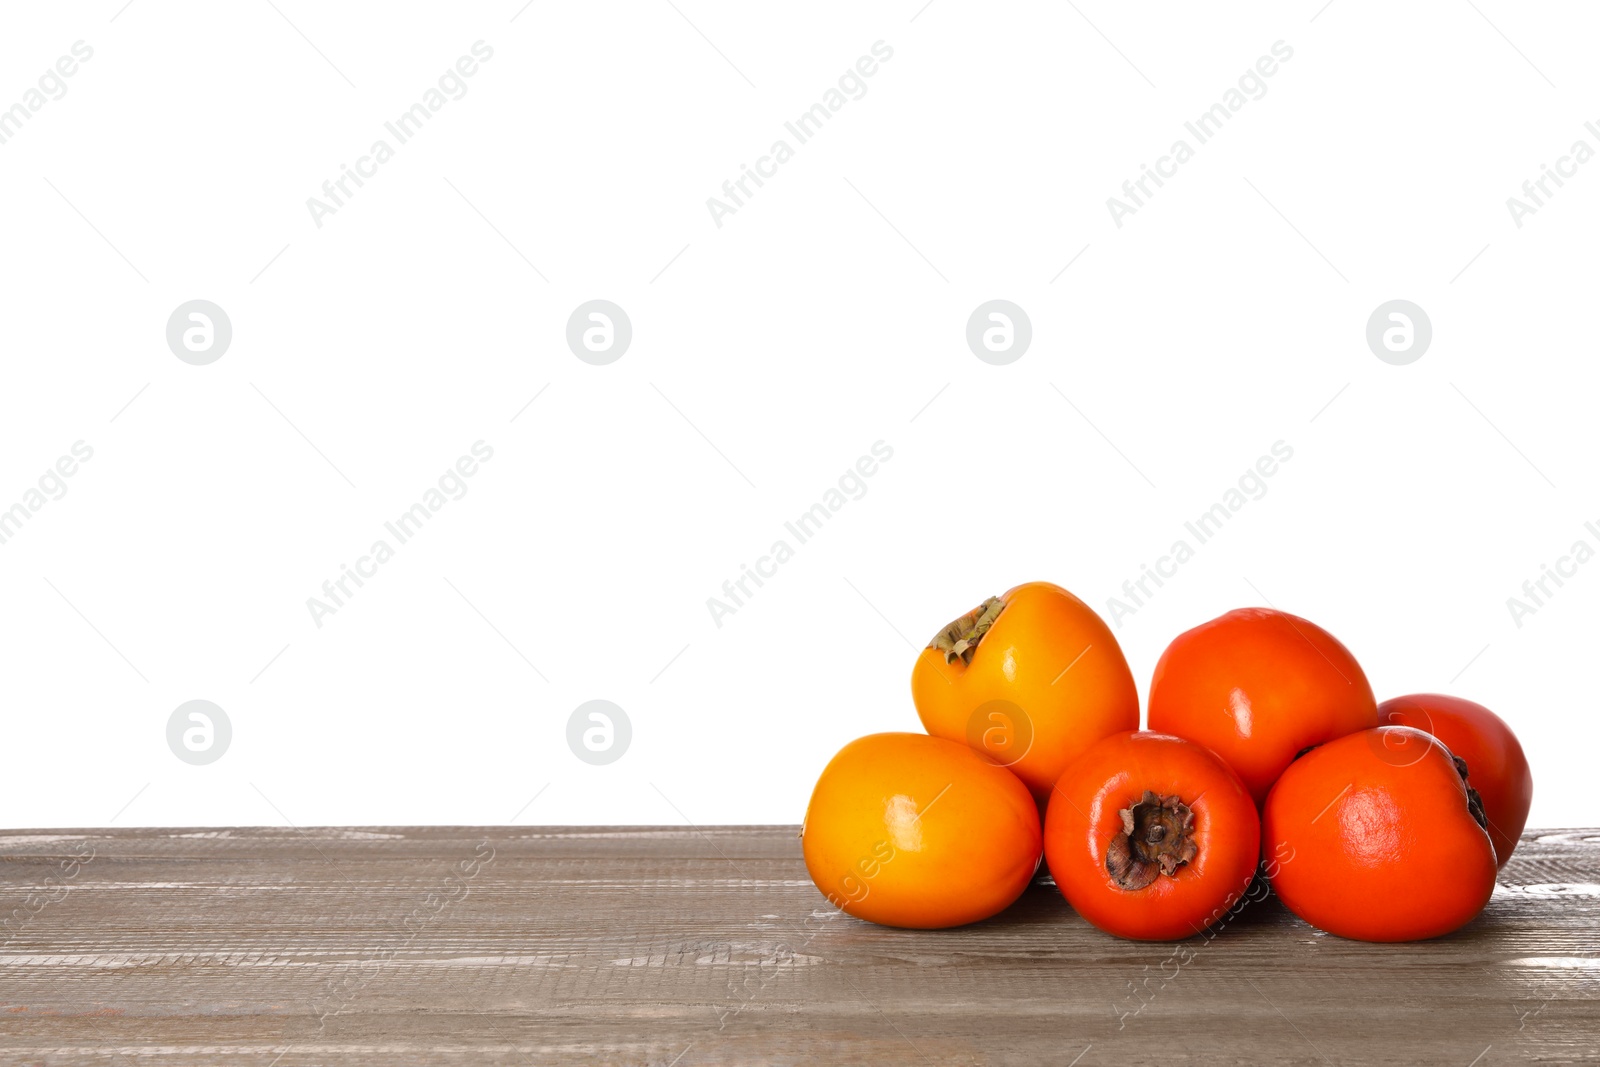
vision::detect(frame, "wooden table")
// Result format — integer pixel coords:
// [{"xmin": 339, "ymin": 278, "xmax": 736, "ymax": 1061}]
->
[{"xmin": 1, "ymin": 826, "xmax": 1595, "ymax": 1065}]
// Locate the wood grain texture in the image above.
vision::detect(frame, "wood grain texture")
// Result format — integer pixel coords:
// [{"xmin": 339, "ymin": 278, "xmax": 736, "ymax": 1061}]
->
[{"xmin": 0, "ymin": 826, "xmax": 1596, "ymax": 1065}]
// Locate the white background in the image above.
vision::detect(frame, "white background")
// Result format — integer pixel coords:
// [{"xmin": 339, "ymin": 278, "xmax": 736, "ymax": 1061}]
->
[{"xmin": 1, "ymin": 1, "xmax": 1594, "ymax": 830}]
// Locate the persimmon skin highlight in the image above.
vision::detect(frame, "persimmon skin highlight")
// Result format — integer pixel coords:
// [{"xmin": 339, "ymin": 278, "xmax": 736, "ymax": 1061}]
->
[
  {"xmin": 1147, "ymin": 606, "xmax": 1378, "ymax": 808},
  {"xmin": 912, "ymin": 582, "xmax": 1139, "ymax": 803},
  {"xmin": 801, "ymin": 733, "xmax": 1041, "ymax": 929},
  {"xmin": 1378, "ymin": 693, "xmax": 1533, "ymax": 867},
  {"xmin": 1043, "ymin": 731, "xmax": 1261, "ymax": 941},
  {"xmin": 1262, "ymin": 726, "xmax": 1498, "ymax": 942}
]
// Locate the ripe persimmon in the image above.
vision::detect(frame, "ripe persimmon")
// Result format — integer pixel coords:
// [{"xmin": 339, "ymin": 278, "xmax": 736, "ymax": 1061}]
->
[
  {"xmin": 1377, "ymin": 693, "xmax": 1533, "ymax": 867},
  {"xmin": 801, "ymin": 732, "xmax": 1040, "ymax": 929},
  {"xmin": 1147, "ymin": 607, "xmax": 1377, "ymax": 807},
  {"xmin": 912, "ymin": 582, "xmax": 1139, "ymax": 803},
  {"xmin": 1043, "ymin": 731, "xmax": 1261, "ymax": 941},
  {"xmin": 1262, "ymin": 725, "xmax": 1497, "ymax": 941}
]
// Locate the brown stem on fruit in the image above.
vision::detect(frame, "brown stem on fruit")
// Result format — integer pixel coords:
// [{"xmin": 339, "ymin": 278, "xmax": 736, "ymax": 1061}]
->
[
  {"xmin": 1105, "ymin": 790, "xmax": 1199, "ymax": 891},
  {"xmin": 927, "ymin": 596, "xmax": 1005, "ymax": 665},
  {"xmin": 1452, "ymin": 755, "xmax": 1489, "ymax": 832}
]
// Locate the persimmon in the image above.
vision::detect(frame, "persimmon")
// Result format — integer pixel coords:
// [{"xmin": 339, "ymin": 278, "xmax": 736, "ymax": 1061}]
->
[
  {"xmin": 1262, "ymin": 726, "xmax": 1497, "ymax": 941},
  {"xmin": 1043, "ymin": 731, "xmax": 1261, "ymax": 941},
  {"xmin": 912, "ymin": 582, "xmax": 1139, "ymax": 803},
  {"xmin": 1147, "ymin": 607, "xmax": 1377, "ymax": 807},
  {"xmin": 801, "ymin": 732, "xmax": 1040, "ymax": 929},
  {"xmin": 1377, "ymin": 693, "xmax": 1533, "ymax": 867}
]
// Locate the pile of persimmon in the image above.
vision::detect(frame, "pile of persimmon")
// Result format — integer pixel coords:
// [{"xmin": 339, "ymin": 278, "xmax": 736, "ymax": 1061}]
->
[{"xmin": 801, "ymin": 581, "xmax": 1533, "ymax": 943}]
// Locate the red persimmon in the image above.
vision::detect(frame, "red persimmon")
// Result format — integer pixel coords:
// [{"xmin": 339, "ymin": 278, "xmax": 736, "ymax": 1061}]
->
[
  {"xmin": 1148, "ymin": 607, "xmax": 1377, "ymax": 807},
  {"xmin": 1262, "ymin": 726, "xmax": 1497, "ymax": 942},
  {"xmin": 1377, "ymin": 693, "xmax": 1533, "ymax": 867},
  {"xmin": 1044, "ymin": 731, "xmax": 1261, "ymax": 941}
]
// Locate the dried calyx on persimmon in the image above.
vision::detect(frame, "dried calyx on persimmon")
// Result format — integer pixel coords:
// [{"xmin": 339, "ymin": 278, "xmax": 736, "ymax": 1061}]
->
[
  {"xmin": 1105, "ymin": 790, "xmax": 1199, "ymax": 890},
  {"xmin": 1452, "ymin": 754, "xmax": 1489, "ymax": 832},
  {"xmin": 927, "ymin": 597, "xmax": 1004, "ymax": 665}
]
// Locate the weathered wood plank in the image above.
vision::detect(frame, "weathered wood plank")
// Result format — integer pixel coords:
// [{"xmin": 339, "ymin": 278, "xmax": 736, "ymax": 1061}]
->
[{"xmin": 0, "ymin": 827, "xmax": 1596, "ymax": 1065}]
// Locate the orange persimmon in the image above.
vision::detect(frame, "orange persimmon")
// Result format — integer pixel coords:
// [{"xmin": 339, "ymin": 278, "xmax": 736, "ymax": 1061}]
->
[
  {"xmin": 801, "ymin": 733, "xmax": 1040, "ymax": 929},
  {"xmin": 911, "ymin": 582, "xmax": 1139, "ymax": 803}
]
